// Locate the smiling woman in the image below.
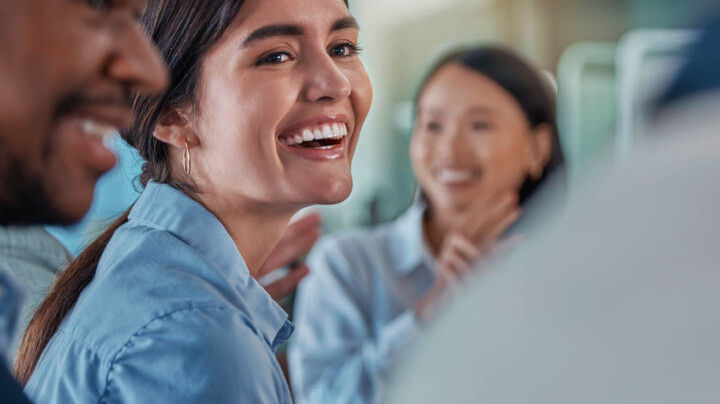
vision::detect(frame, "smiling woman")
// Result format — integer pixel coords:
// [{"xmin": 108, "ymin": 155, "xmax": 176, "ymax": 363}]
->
[
  {"xmin": 15, "ymin": 0, "xmax": 371, "ymax": 402},
  {"xmin": 289, "ymin": 46, "xmax": 564, "ymax": 404}
]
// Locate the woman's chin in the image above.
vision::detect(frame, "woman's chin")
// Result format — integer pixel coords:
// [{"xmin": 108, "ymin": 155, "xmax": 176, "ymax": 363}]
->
[{"xmin": 307, "ymin": 178, "xmax": 353, "ymax": 206}]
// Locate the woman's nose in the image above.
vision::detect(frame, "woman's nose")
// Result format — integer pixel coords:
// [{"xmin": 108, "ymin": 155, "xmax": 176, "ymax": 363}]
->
[{"xmin": 303, "ymin": 54, "xmax": 352, "ymax": 103}]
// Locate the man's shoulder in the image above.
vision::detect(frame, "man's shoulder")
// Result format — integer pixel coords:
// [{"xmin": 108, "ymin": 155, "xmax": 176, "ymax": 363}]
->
[{"xmin": 0, "ymin": 269, "xmax": 22, "ymax": 363}]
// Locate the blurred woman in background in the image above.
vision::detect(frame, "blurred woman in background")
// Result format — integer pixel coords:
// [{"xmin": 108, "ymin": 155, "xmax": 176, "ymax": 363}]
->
[
  {"xmin": 15, "ymin": 0, "xmax": 371, "ymax": 402},
  {"xmin": 289, "ymin": 46, "xmax": 565, "ymax": 404}
]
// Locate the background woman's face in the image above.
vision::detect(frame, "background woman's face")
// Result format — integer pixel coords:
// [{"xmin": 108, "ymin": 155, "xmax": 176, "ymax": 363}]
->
[
  {"xmin": 411, "ymin": 63, "xmax": 544, "ymax": 213},
  {"xmin": 191, "ymin": 0, "xmax": 372, "ymax": 209}
]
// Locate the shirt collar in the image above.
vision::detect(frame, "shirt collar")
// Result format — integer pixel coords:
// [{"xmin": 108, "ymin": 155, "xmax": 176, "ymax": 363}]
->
[
  {"xmin": 387, "ymin": 203, "xmax": 434, "ymax": 275},
  {"xmin": 129, "ymin": 181, "xmax": 291, "ymax": 349}
]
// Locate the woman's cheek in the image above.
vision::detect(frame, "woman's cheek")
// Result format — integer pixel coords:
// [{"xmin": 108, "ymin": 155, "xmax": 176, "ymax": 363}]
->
[
  {"xmin": 350, "ymin": 67, "xmax": 372, "ymax": 112},
  {"xmin": 411, "ymin": 141, "xmax": 434, "ymax": 189}
]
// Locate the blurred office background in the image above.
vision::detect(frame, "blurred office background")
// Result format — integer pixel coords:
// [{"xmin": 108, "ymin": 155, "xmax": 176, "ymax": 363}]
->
[{"xmin": 49, "ymin": 0, "xmax": 717, "ymax": 255}]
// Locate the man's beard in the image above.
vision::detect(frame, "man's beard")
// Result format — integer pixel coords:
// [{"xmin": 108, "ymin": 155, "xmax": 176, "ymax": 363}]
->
[
  {"xmin": 0, "ymin": 150, "xmax": 72, "ymax": 226},
  {"xmin": 0, "ymin": 89, "xmax": 104, "ymax": 227}
]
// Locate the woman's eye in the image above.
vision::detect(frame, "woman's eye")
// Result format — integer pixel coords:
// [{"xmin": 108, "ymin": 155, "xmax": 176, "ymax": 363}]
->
[
  {"xmin": 329, "ymin": 42, "xmax": 361, "ymax": 58},
  {"xmin": 427, "ymin": 122, "xmax": 442, "ymax": 132},
  {"xmin": 471, "ymin": 121, "xmax": 490, "ymax": 131},
  {"xmin": 258, "ymin": 52, "xmax": 292, "ymax": 65}
]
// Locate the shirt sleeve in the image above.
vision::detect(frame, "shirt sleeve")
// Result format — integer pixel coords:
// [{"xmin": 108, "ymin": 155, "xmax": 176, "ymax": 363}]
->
[
  {"xmin": 289, "ymin": 237, "xmax": 422, "ymax": 404},
  {"xmin": 101, "ymin": 305, "xmax": 289, "ymax": 404}
]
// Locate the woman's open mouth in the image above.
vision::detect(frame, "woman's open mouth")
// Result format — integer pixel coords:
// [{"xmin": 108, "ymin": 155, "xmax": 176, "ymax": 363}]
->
[
  {"xmin": 433, "ymin": 167, "xmax": 482, "ymax": 186},
  {"xmin": 278, "ymin": 122, "xmax": 348, "ymax": 149}
]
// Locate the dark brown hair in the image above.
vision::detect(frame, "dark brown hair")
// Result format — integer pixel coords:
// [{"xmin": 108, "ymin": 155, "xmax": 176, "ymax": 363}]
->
[
  {"xmin": 414, "ymin": 46, "xmax": 566, "ymax": 206},
  {"xmin": 14, "ymin": 0, "xmax": 246, "ymax": 385}
]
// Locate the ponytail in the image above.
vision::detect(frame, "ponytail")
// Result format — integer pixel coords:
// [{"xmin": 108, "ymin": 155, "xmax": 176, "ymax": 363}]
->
[{"xmin": 14, "ymin": 209, "xmax": 131, "ymax": 386}]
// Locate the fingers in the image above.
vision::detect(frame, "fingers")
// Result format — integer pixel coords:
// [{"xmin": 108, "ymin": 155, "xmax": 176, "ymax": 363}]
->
[
  {"xmin": 416, "ymin": 258, "xmax": 462, "ymax": 323},
  {"xmin": 478, "ymin": 206, "xmax": 522, "ymax": 249},
  {"xmin": 257, "ymin": 214, "xmax": 322, "ymax": 277},
  {"xmin": 446, "ymin": 232, "xmax": 482, "ymax": 262},
  {"xmin": 264, "ymin": 264, "xmax": 310, "ymax": 301},
  {"xmin": 488, "ymin": 233, "xmax": 525, "ymax": 260},
  {"xmin": 261, "ymin": 229, "xmax": 320, "ymax": 273},
  {"xmin": 442, "ymin": 249, "xmax": 471, "ymax": 277},
  {"xmin": 284, "ymin": 212, "xmax": 322, "ymax": 240},
  {"xmin": 461, "ymin": 192, "xmax": 518, "ymax": 240},
  {"xmin": 437, "ymin": 233, "xmax": 480, "ymax": 280}
]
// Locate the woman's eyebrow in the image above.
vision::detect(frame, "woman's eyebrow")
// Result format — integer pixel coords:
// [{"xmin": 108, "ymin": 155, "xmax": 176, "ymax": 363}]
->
[
  {"xmin": 417, "ymin": 107, "xmax": 444, "ymax": 116},
  {"xmin": 241, "ymin": 17, "xmax": 360, "ymax": 48},
  {"xmin": 466, "ymin": 106, "xmax": 493, "ymax": 115},
  {"xmin": 241, "ymin": 24, "xmax": 304, "ymax": 48},
  {"xmin": 331, "ymin": 16, "xmax": 360, "ymax": 32}
]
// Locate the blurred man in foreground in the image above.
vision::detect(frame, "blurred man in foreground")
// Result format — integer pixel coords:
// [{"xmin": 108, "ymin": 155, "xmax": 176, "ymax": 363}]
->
[
  {"xmin": 0, "ymin": 0, "xmax": 168, "ymax": 401},
  {"xmin": 389, "ymin": 15, "xmax": 720, "ymax": 404}
]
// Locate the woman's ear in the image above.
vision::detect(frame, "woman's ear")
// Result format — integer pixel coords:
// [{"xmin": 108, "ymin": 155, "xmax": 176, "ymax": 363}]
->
[
  {"xmin": 152, "ymin": 108, "xmax": 200, "ymax": 149},
  {"xmin": 526, "ymin": 123, "xmax": 553, "ymax": 180}
]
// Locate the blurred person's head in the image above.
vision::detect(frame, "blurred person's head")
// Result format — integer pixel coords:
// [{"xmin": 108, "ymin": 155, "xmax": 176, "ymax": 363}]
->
[
  {"xmin": 410, "ymin": 47, "xmax": 564, "ymax": 215},
  {"xmin": 0, "ymin": 0, "xmax": 168, "ymax": 226},
  {"xmin": 656, "ymin": 14, "xmax": 720, "ymax": 113},
  {"xmin": 16, "ymin": 0, "xmax": 371, "ymax": 384}
]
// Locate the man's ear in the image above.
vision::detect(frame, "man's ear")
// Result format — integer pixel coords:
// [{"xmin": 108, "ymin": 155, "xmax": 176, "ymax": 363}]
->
[
  {"xmin": 526, "ymin": 123, "xmax": 553, "ymax": 180},
  {"xmin": 152, "ymin": 108, "xmax": 199, "ymax": 149}
]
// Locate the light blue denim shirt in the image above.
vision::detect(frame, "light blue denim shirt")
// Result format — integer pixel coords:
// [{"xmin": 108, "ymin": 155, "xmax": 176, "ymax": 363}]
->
[
  {"xmin": 289, "ymin": 204, "xmax": 435, "ymax": 404},
  {"xmin": 25, "ymin": 182, "xmax": 294, "ymax": 403}
]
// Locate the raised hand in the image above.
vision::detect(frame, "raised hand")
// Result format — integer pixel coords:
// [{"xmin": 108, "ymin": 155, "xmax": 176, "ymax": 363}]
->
[
  {"xmin": 257, "ymin": 212, "xmax": 322, "ymax": 301},
  {"xmin": 416, "ymin": 193, "xmax": 521, "ymax": 322}
]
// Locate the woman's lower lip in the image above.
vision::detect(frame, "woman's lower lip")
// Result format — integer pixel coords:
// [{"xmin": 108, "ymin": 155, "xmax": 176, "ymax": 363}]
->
[
  {"xmin": 437, "ymin": 180, "xmax": 477, "ymax": 188},
  {"xmin": 278, "ymin": 137, "xmax": 347, "ymax": 160}
]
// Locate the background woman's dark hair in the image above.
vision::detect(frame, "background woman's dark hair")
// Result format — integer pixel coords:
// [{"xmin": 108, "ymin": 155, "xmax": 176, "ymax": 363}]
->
[
  {"xmin": 414, "ymin": 46, "xmax": 566, "ymax": 206},
  {"xmin": 14, "ymin": 0, "xmax": 247, "ymax": 385}
]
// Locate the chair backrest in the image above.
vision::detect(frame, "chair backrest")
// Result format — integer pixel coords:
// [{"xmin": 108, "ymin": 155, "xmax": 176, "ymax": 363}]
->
[
  {"xmin": 557, "ymin": 42, "xmax": 618, "ymax": 183},
  {"xmin": 615, "ymin": 29, "xmax": 699, "ymax": 160}
]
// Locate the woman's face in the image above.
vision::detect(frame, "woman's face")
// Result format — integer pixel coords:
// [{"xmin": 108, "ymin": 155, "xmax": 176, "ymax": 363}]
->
[
  {"xmin": 189, "ymin": 0, "xmax": 372, "ymax": 209},
  {"xmin": 411, "ymin": 63, "xmax": 550, "ymax": 213}
]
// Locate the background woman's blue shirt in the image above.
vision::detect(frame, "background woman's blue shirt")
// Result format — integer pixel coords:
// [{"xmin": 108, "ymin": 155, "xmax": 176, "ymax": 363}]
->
[
  {"xmin": 25, "ymin": 182, "xmax": 294, "ymax": 403},
  {"xmin": 289, "ymin": 204, "xmax": 434, "ymax": 404}
]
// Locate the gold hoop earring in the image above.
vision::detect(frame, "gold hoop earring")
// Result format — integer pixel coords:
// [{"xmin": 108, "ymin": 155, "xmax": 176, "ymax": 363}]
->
[{"xmin": 182, "ymin": 141, "xmax": 191, "ymax": 174}]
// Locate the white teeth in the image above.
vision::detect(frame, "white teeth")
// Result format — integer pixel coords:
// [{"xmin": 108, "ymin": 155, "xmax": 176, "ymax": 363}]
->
[
  {"xmin": 78, "ymin": 119, "xmax": 117, "ymax": 140},
  {"xmin": 436, "ymin": 169, "xmax": 475, "ymax": 184},
  {"xmin": 302, "ymin": 129, "xmax": 314, "ymax": 142},
  {"xmin": 322, "ymin": 125, "xmax": 333, "ymax": 139},
  {"xmin": 279, "ymin": 122, "xmax": 350, "ymax": 146}
]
